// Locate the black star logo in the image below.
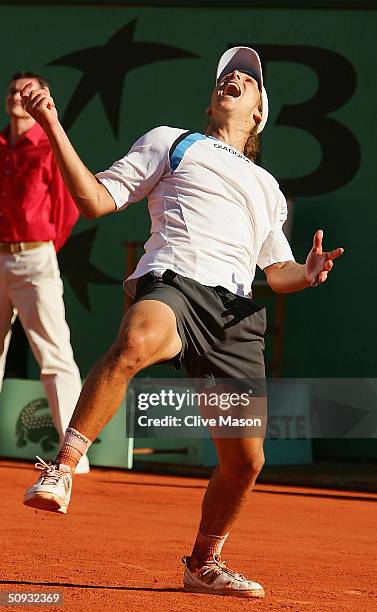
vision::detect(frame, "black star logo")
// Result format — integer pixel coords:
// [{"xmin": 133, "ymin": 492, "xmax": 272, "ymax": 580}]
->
[
  {"xmin": 49, "ymin": 19, "xmax": 199, "ymax": 137},
  {"xmin": 58, "ymin": 227, "xmax": 119, "ymax": 311}
]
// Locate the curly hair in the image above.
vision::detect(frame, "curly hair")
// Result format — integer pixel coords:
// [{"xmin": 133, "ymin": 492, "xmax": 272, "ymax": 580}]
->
[
  {"xmin": 243, "ymin": 125, "xmax": 260, "ymax": 162},
  {"xmin": 243, "ymin": 94, "xmax": 262, "ymax": 162}
]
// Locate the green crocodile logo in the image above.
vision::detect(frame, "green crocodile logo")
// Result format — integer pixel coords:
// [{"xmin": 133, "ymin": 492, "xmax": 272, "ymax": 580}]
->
[
  {"xmin": 16, "ymin": 398, "xmax": 101, "ymax": 452},
  {"xmin": 16, "ymin": 398, "xmax": 58, "ymax": 452}
]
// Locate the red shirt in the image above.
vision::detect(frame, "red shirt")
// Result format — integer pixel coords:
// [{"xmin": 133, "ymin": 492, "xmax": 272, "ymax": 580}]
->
[{"xmin": 0, "ymin": 122, "xmax": 79, "ymax": 251}]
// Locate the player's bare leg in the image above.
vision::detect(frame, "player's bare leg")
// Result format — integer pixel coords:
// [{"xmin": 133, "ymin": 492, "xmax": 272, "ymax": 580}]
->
[
  {"xmin": 68, "ymin": 300, "xmax": 181, "ymax": 439},
  {"xmin": 183, "ymin": 435, "xmax": 266, "ymax": 597},
  {"xmin": 23, "ymin": 300, "xmax": 181, "ymax": 513},
  {"xmin": 197, "ymin": 435, "xmax": 264, "ymax": 537}
]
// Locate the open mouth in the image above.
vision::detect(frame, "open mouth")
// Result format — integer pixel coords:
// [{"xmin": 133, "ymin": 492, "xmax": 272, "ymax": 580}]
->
[{"xmin": 221, "ymin": 81, "xmax": 242, "ymax": 98}]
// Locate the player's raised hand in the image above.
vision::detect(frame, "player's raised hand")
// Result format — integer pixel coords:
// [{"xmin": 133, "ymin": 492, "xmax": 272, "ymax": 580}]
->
[
  {"xmin": 305, "ymin": 230, "xmax": 344, "ymax": 287},
  {"xmin": 21, "ymin": 82, "xmax": 59, "ymax": 131}
]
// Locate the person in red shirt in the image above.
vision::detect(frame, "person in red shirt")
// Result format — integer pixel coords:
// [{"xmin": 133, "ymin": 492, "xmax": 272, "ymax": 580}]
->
[{"xmin": 0, "ymin": 71, "xmax": 89, "ymax": 473}]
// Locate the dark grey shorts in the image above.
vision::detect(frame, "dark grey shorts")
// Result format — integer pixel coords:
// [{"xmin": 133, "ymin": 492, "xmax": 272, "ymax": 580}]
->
[{"xmin": 133, "ymin": 269, "xmax": 266, "ymax": 385}]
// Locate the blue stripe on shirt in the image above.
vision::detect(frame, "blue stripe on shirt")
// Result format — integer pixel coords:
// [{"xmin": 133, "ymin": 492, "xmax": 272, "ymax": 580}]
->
[{"xmin": 169, "ymin": 132, "xmax": 208, "ymax": 171}]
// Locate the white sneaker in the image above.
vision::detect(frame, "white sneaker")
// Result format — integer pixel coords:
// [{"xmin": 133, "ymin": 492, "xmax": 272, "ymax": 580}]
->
[
  {"xmin": 75, "ymin": 454, "xmax": 90, "ymax": 475},
  {"xmin": 182, "ymin": 554, "xmax": 265, "ymax": 598},
  {"xmin": 23, "ymin": 457, "xmax": 72, "ymax": 514}
]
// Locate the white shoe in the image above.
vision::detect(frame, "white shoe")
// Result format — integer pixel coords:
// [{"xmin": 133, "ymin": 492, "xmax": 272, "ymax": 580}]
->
[
  {"xmin": 23, "ymin": 456, "xmax": 72, "ymax": 514},
  {"xmin": 182, "ymin": 554, "xmax": 265, "ymax": 598},
  {"xmin": 75, "ymin": 454, "xmax": 90, "ymax": 475}
]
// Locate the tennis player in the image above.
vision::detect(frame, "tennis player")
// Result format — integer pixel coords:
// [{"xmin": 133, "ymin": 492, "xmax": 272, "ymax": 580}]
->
[{"xmin": 22, "ymin": 47, "xmax": 343, "ymax": 598}]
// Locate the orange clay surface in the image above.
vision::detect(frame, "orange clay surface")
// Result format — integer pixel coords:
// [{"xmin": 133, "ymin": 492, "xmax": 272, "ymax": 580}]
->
[{"xmin": 0, "ymin": 459, "xmax": 377, "ymax": 612}]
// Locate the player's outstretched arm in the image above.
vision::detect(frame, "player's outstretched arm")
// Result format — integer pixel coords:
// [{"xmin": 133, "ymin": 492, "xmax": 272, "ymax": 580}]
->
[
  {"xmin": 21, "ymin": 83, "xmax": 115, "ymax": 219},
  {"xmin": 264, "ymin": 230, "xmax": 344, "ymax": 293}
]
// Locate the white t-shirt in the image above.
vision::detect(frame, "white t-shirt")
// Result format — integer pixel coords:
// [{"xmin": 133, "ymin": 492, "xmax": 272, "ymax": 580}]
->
[{"xmin": 96, "ymin": 126, "xmax": 295, "ymax": 298}]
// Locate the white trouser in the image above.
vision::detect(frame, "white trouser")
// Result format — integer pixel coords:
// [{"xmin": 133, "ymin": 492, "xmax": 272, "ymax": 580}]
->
[
  {"xmin": 0, "ymin": 310, "xmax": 16, "ymax": 384},
  {"xmin": 0, "ymin": 242, "xmax": 82, "ymax": 439}
]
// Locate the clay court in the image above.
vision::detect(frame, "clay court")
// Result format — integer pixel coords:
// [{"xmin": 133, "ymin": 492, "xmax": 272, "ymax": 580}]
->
[{"xmin": 1, "ymin": 460, "xmax": 376, "ymax": 612}]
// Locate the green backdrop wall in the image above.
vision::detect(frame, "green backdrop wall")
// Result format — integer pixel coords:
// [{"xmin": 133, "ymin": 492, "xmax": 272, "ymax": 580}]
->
[{"xmin": 0, "ymin": 3, "xmax": 375, "ymax": 381}]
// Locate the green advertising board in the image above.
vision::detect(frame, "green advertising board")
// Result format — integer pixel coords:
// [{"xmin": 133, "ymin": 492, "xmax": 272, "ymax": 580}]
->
[
  {"xmin": 0, "ymin": 379, "xmax": 133, "ymax": 468},
  {"xmin": 0, "ymin": 378, "xmax": 312, "ymax": 467}
]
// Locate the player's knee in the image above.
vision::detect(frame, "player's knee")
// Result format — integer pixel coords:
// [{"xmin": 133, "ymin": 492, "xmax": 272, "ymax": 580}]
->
[
  {"xmin": 223, "ymin": 452, "xmax": 265, "ymax": 485},
  {"xmin": 108, "ymin": 328, "xmax": 153, "ymax": 375},
  {"xmin": 237, "ymin": 458, "xmax": 264, "ymax": 486},
  {"xmin": 248, "ymin": 453, "xmax": 265, "ymax": 478}
]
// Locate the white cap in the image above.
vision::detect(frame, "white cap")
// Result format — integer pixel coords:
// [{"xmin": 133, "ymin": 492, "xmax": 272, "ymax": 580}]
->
[{"xmin": 216, "ymin": 46, "xmax": 269, "ymax": 133}]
